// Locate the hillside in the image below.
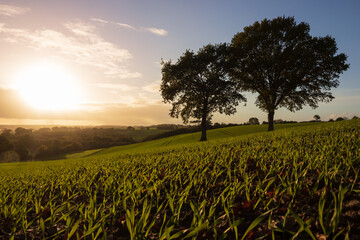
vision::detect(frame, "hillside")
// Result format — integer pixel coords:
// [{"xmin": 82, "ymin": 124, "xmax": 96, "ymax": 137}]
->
[
  {"xmin": 93, "ymin": 122, "xmax": 324, "ymax": 156},
  {"xmin": 0, "ymin": 119, "xmax": 359, "ymax": 239}
]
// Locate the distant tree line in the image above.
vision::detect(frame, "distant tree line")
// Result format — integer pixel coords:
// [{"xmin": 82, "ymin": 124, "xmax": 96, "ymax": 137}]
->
[
  {"xmin": 0, "ymin": 127, "xmax": 136, "ymax": 162},
  {"xmin": 329, "ymin": 116, "xmax": 358, "ymax": 122},
  {"xmin": 0, "ymin": 123, "xmax": 240, "ymax": 162},
  {"xmin": 0, "ymin": 123, "xmax": 234, "ymax": 162}
]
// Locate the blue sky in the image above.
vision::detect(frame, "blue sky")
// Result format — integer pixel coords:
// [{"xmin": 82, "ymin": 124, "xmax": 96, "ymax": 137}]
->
[{"xmin": 0, "ymin": 0, "xmax": 359, "ymax": 125}]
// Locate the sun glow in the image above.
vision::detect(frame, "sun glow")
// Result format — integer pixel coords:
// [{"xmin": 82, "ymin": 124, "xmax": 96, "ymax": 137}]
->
[{"xmin": 13, "ymin": 62, "xmax": 82, "ymax": 111}]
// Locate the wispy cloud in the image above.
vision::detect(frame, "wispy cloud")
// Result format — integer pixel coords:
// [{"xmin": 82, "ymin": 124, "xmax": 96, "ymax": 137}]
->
[
  {"xmin": 91, "ymin": 17, "xmax": 168, "ymax": 36},
  {"xmin": 92, "ymin": 83, "xmax": 138, "ymax": 91},
  {"xmin": 143, "ymin": 80, "xmax": 161, "ymax": 93},
  {"xmin": 0, "ymin": 4, "xmax": 30, "ymax": 17},
  {"xmin": 0, "ymin": 21, "xmax": 141, "ymax": 79},
  {"xmin": 90, "ymin": 18, "xmax": 108, "ymax": 24},
  {"xmin": 145, "ymin": 27, "xmax": 168, "ymax": 36},
  {"xmin": 85, "ymin": 102, "xmax": 174, "ymax": 125},
  {"xmin": 91, "ymin": 18, "xmax": 136, "ymax": 31},
  {"xmin": 91, "ymin": 82, "xmax": 162, "ymax": 106}
]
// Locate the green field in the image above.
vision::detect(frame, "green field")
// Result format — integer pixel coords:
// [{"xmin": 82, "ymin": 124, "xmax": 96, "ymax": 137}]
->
[
  {"xmin": 94, "ymin": 122, "xmax": 324, "ymax": 155},
  {"xmin": 65, "ymin": 149, "xmax": 104, "ymax": 159},
  {"xmin": 0, "ymin": 120, "xmax": 359, "ymax": 239}
]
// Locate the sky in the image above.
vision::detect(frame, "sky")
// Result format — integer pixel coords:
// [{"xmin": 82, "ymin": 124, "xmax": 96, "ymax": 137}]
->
[{"xmin": 0, "ymin": 0, "xmax": 359, "ymax": 126}]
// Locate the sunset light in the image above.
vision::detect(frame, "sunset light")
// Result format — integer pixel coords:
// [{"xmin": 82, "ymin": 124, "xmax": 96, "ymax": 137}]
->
[
  {"xmin": 13, "ymin": 62, "xmax": 81, "ymax": 111},
  {"xmin": 0, "ymin": 2, "xmax": 359, "ymax": 239},
  {"xmin": 0, "ymin": 1, "xmax": 358, "ymax": 126}
]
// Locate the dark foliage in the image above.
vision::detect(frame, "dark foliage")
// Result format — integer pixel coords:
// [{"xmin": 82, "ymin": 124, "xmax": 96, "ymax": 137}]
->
[
  {"xmin": 154, "ymin": 124, "xmax": 181, "ymax": 130},
  {"xmin": 0, "ymin": 127, "xmax": 137, "ymax": 162},
  {"xmin": 229, "ymin": 16, "xmax": 349, "ymax": 131},
  {"xmin": 161, "ymin": 43, "xmax": 246, "ymax": 141},
  {"xmin": 0, "ymin": 135, "xmax": 13, "ymax": 153},
  {"xmin": 248, "ymin": 117, "xmax": 260, "ymax": 125},
  {"xmin": 313, "ymin": 114, "xmax": 321, "ymax": 121},
  {"xmin": 336, "ymin": 117, "xmax": 346, "ymax": 121}
]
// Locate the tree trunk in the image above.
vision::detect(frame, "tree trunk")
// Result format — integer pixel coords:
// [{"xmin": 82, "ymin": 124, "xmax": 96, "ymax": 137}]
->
[
  {"xmin": 200, "ymin": 115, "xmax": 207, "ymax": 141},
  {"xmin": 200, "ymin": 100, "xmax": 208, "ymax": 142},
  {"xmin": 268, "ymin": 111, "xmax": 275, "ymax": 131}
]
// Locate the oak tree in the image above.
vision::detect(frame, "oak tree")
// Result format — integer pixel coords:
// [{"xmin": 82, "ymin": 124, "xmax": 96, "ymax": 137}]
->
[
  {"xmin": 161, "ymin": 44, "xmax": 245, "ymax": 141},
  {"xmin": 230, "ymin": 16, "xmax": 349, "ymax": 131}
]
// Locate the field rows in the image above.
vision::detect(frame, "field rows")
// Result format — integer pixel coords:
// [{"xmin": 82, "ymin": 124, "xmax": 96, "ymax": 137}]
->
[{"xmin": 0, "ymin": 120, "xmax": 359, "ymax": 239}]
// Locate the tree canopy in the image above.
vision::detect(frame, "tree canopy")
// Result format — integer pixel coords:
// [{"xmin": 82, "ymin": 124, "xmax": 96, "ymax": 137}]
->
[
  {"xmin": 248, "ymin": 117, "xmax": 260, "ymax": 125},
  {"xmin": 160, "ymin": 43, "xmax": 246, "ymax": 141},
  {"xmin": 230, "ymin": 16, "xmax": 349, "ymax": 131},
  {"xmin": 314, "ymin": 114, "xmax": 321, "ymax": 121}
]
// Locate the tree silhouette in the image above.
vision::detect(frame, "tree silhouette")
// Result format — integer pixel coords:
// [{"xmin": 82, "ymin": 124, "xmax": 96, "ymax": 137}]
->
[
  {"xmin": 127, "ymin": 126, "xmax": 135, "ymax": 132},
  {"xmin": 313, "ymin": 114, "xmax": 321, "ymax": 121},
  {"xmin": 230, "ymin": 16, "xmax": 349, "ymax": 131},
  {"xmin": 161, "ymin": 44, "xmax": 246, "ymax": 141},
  {"xmin": 248, "ymin": 117, "xmax": 260, "ymax": 125}
]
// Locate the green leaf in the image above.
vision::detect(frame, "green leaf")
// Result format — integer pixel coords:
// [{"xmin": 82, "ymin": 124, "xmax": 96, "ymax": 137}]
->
[
  {"xmin": 241, "ymin": 209, "xmax": 274, "ymax": 240},
  {"xmin": 68, "ymin": 219, "xmax": 81, "ymax": 239},
  {"xmin": 289, "ymin": 209, "xmax": 315, "ymax": 240},
  {"xmin": 39, "ymin": 218, "xmax": 45, "ymax": 233},
  {"xmin": 183, "ymin": 221, "xmax": 208, "ymax": 239},
  {"xmin": 318, "ymin": 189, "xmax": 327, "ymax": 234}
]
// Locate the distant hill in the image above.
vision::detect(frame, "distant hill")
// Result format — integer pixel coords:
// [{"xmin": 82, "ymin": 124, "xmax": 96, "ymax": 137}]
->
[{"xmin": 92, "ymin": 121, "xmax": 324, "ymax": 156}]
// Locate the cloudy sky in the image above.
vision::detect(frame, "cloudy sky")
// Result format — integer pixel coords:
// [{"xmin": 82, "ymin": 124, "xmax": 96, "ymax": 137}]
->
[{"xmin": 0, "ymin": 0, "xmax": 359, "ymax": 126}]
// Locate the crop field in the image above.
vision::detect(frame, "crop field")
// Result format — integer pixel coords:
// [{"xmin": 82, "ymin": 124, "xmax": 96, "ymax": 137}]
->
[
  {"xmin": 95, "ymin": 122, "xmax": 324, "ymax": 156},
  {"xmin": 0, "ymin": 119, "xmax": 359, "ymax": 239}
]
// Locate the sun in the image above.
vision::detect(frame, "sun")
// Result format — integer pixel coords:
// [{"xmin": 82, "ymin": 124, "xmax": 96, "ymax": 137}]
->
[{"xmin": 13, "ymin": 62, "xmax": 82, "ymax": 111}]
